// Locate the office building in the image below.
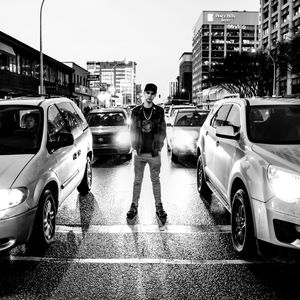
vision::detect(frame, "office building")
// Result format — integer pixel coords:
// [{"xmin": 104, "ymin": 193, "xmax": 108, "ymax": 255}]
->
[
  {"xmin": 261, "ymin": 0, "xmax": 300, "ymax": 95},
  {"xmin": 63, "ymin": 62, "xmax": 95, "ymax": 110},
  {"xmin": 168, "ymin": 80, "xmax": 178, "ymax": 98},
  {"xmin": 192, "ymin": 11, "xmax": 259, "ymax": 101},
  {"xmin": 179, "ymin": 52, "xmax": 192, "ymax": 102},
  {"xmin": 86, "ymin": 60, "xmax": 136, "ymax": 105}
]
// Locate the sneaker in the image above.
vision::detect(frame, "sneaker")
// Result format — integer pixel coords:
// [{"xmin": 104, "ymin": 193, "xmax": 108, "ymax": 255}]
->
[
  {"xmin": 156, "ymin": 203, "xmax": 167, "ymax": 218},
  {"xmin": 127, "ymin": 203, "xmax": 138, "ymax": 219}
]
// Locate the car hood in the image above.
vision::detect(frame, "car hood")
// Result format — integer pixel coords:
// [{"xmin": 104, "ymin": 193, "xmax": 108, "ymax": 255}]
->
[
  {"xmin": 90, "ymin": 126, "xmax": 128, "ymax": 135},
  {"xmin": 252, "ymin": 144, "xmax": 300, "ymax": 173},
  {"xmin": 0, "ymin": 155, "xmax": 34, "ymax": 188}
]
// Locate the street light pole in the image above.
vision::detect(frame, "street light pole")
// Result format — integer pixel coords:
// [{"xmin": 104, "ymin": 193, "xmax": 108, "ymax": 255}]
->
[
  {"xmin": 131, "ymin": 60, "xmax": 134, "ymax": 104},
  {"xmin": 39, "ymin": 0, "xmax": 46, "ymax": 96}
]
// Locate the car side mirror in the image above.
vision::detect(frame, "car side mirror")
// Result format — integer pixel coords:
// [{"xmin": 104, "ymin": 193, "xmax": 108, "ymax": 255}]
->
[
  {"xmin": 48, "ymin": 132, "xmax": 74, "ymax": 152},
  {"xmin": 216, "ymin": 126, "xmax": 240, "ymax": 140}
]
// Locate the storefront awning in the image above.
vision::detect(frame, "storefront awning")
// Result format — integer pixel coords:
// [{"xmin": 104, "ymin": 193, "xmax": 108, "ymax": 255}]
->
[{"xmin": 0, "ymin": 42, "xmax": 16, "ymax": 56}]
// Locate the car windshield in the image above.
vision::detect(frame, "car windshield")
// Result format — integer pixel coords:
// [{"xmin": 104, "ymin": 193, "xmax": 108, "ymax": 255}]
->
[
  {"xmin": 0, "ymin": 106, "xmax": 43, "ymax": 155},
  {"xmin": 87, "ymin": 112, "xmax": 126, "ymax": 126},
  {"xmin": 247, "ymin": 105, "xmax": 300, "ymax": 144},
  {"xmin": 175, "ymin": 111, "xmax": 208, "ymax": 127}
]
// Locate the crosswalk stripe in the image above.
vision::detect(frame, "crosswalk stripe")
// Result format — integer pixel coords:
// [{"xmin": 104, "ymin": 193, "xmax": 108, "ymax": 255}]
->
[
  {"xmin": 3, "ymin": 256, "xmax": 296, "ymax": 265},
  {"xmin": 56, "ymin": 224, "xmax": 232, "ymax": 234}
]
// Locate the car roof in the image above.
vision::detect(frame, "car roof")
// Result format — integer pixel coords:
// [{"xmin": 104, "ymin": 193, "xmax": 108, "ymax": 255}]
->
[
  {"xmin": 176, "ymin": 108, "xmax": 210, "ymax": 113},
  {"xmin": 216, "ymin": 96, "xmax": 300, "ymax": 107},
  {"xmin": 0, "ymin": 97, "xmax": 74, "ymax": 107},
  {"xmin": 89, "ymin": 108, "xmax": 127, "ymax": 114},
  {"xmin": 170, "ymin": 105, "xmax": 193, "ymax": 108}
]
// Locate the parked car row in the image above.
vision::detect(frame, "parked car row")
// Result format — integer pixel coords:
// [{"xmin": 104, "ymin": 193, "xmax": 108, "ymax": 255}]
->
[{"xmin": 2, "ymin": 96, "xmax": 300, "ymax": 259}]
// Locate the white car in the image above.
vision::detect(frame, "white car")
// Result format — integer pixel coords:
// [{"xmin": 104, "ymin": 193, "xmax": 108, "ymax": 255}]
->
[
  {"xmin": 0, "ymin": 97, "xmax": 93, "ymax": 252},
  {"xmin": 196, "ymin": 97, "xmax": 300, "ymax": 256},
  {"xmin": 166, "ymin": 104, "xmax": 194, "ymax": 126},
  {"xmin": 167, "ymin": 108, "xmax": 209, "ymax": 162}
]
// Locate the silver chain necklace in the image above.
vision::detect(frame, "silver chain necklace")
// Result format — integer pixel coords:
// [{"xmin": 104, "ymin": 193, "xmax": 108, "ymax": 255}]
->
[{"xmin": 143, "ymin": 106, "xmax": 153, "ymax": 121}]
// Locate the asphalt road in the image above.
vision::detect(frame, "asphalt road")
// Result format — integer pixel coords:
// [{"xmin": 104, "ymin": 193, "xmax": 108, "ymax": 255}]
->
[{"xmin": 0, "ymin": 144, "xmax": 300, "ymax": 300}]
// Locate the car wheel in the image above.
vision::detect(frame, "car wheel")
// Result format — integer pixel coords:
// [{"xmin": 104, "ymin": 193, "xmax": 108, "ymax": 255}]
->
[
  {"xmin": 28, "ymin": 189, "xmax": 56, "ymax": 249},
  {"xmin": 171, "ymin": 150, "xmax": 178, "ymax": 162},
  {"xmin": 196, "ymin": 155, "xmax": 211, "ymax": 198},
  {"xmin": 77, "ymin": 157, "xmax": 92, "ymax": 195},
  {"xmin": 231, "ymin": 188, "xmax": 256, "ymax": 257}
]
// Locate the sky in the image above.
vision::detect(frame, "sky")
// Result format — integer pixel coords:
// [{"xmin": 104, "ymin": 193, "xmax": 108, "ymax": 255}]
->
[{"xmin": 0, "ymin": 0, "xmax": 260, "ymax": 99}]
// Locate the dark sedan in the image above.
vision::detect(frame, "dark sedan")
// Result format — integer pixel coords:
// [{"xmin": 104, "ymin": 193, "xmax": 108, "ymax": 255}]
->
[{"xmin": 86, "ymin": 108, "xmax": 132, "ymax": 159}]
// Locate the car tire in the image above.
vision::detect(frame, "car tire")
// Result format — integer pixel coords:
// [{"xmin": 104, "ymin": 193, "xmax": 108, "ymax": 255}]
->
[
  {"xmin": 196, "ymin": 155, "xmax": 211, "ymax": 198},
  {"xmin": 27, "ymin": 189, "xmax": 56, "ymax": 249},
  {"xmin": 77, "ymin": 157, "xmax": 92, "ymax": 196},
  {"xmin": 171, "ymin": 150, "xmax": 178, "ymax": 162},
  {"xmin": 231, "ymin": 188, "xmax": 256, "ymax": 257}
]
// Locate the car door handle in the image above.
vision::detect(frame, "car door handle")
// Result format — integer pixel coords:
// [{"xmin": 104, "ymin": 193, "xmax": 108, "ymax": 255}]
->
[
  {"xmin": 216, "ymin": 140, "xmax": 220, "ymax": 146},
  {"xmin": 77, "ymin": 149, "xmax": 81, "ymax": 157},
  {"xmin": 73, "ymin": 153, "xmax": 78, "ymax": 160}
]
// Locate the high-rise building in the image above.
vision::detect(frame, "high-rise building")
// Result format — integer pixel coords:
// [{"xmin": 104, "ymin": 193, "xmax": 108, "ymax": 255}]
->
[
  {"xmin": 260, "ymin": 0, "xmax": 300, "ymax": 95},
  {"xmin": 168, "ymin": 80, "xmax": 178, "ymax": 98},
  {"xmin": 179, "ymin": 52, "xmax": 192, "ymax": 102},
  {"xmin": 192, "ymin": 11, "xmax": 259, "ymax": 101},
  {"xmin": 86, "ymin": 60, "xmax": 136, "ymax": 105}
]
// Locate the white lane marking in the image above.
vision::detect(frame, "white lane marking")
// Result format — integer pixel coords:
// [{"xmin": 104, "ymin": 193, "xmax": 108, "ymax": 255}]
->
[
  {"xmin": 3, "ymin": 256, "xmax": 297, "ymax": 265},
  {"xmin": 56, "ymin": 224, "xmax": 232, "ymax": 234}
]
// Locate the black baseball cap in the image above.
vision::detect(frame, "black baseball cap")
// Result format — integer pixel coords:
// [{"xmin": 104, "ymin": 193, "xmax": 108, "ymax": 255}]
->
[{"xmin": 144, "ymin": 83, "xmax": 157, "ymax": 94}]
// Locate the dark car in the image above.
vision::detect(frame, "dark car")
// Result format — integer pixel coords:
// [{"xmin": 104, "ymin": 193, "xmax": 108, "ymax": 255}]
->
[{"xmin": 86, "ymin": 108, "xmax": 132, "ymax": 159}]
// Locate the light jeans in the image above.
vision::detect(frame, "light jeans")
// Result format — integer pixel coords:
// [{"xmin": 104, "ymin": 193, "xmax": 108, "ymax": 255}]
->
[{"xmin": 132, "ymin": 153, "xmax": 162, "ymax": 206}]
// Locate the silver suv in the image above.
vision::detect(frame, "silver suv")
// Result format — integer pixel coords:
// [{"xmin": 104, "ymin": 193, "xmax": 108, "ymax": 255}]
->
[
  {"xmin": 196, "ymin": 97, "xmax": 300, "ymax": 256},
  {"xmin": 0, "ymin": 97, "xmax": 93, "ymax": 252}
]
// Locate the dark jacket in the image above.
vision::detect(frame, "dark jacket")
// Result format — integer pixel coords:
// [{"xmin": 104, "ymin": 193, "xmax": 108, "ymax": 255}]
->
[{"xmin": 130, "ymin": 103, "xmax": 166, "ymax": 156}]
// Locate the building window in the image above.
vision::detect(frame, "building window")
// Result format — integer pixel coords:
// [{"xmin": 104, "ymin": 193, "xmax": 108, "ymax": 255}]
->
[{"xmin": 0, "ymin": 53, "xmax": 17, "ymax": 72}]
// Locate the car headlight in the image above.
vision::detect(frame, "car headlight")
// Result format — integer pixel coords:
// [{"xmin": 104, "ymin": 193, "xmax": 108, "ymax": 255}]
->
[
  {"xmin": 115, "ymin": 131, "xmax": 130, "ymax": 146},
  {"xmin": 267, "ymin": 165, "xmax": 300, "ymax": 202},
  {"xmin": 0, "ymin": 188, "xmax": 28, "ymax": 210}
]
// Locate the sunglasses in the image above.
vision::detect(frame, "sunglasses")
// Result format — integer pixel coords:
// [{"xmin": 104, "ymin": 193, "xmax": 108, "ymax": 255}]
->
[{"xmin": 145, "ymin": 91, "xmax": 156, "ymax": 95}]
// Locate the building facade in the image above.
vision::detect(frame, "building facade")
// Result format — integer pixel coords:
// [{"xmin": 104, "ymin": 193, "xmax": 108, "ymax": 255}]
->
[
  {"xmin": 86, "ymin": 60, "xmax": 136, "ymax": 106},
  {"xmin": 63, "ymin": 62, "xmax": 96, "ymax": 110},
  {"xmin": 168, "ymin": 80, "xmax": 178, "ymax": 98},
  {"xmin": 0, "ymin": 31, "xmax": 73, "ymax": 98},
  {"xmin": 179, "ymin": 52, "xmax": 192, "ymax": 102},
  {"xmin": 192, "ymin": 11, "xmax": 259, "ymax": 101},
  {"xmin": 260, "ymin": 0, "xmax": 300, "ymax": 95}
]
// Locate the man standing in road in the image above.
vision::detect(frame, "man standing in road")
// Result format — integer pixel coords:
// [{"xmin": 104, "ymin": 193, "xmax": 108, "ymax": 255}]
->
[{"xmin": 127, "ymin": 83, "xmax": 167, "ymax": 220}]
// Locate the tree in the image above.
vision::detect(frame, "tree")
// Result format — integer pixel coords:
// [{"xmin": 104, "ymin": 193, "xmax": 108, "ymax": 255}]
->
[
  {"xmin": 291, "ymin": 33, "xmax": 300, "ymax": 75},
  {"xmin": 207, "ymin": 52, "xmax": 273, "ymax": 97}
]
